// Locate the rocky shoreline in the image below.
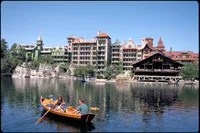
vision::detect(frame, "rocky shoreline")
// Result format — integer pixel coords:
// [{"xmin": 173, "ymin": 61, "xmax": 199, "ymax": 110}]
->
[{"xmin": 12, "ymin": 63, "xmax": 70, "ymax": 79}]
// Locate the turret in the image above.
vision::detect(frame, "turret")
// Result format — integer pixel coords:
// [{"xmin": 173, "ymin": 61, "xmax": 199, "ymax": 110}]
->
[{"xmin": 36, "ymin": 35, "xmax": 43, "ymax": 51}]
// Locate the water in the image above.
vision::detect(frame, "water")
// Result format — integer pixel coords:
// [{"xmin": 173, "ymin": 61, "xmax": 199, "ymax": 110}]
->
[{"xmin": 1, "ymin": 77, "xmax": 199, "ymax": 132}]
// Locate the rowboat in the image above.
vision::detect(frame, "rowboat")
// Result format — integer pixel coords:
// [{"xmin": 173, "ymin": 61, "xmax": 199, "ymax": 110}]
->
[{"xmin": 40, "ymin": 97, "xmax": 95, "ymax": 123}]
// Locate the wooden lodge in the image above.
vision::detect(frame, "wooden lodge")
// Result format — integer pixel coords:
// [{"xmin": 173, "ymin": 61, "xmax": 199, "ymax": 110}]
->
[{"xmin": 132, "ymin": 52, "xmax": 184, "ymax": 82}]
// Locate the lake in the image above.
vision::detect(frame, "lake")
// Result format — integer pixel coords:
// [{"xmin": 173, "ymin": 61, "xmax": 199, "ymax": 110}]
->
[{"xmin": 1, "ymin": 77, "xmax": 199, "ymax": 132}]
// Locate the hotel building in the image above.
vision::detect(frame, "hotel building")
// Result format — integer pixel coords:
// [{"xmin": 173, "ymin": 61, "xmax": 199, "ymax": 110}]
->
[
  {"xmin": 67, "ymin": 30, "xmax": 111, "ymax": 76},
  {"xmin": 18, "ymin": 36, "xmax": 70, "ymax": 63},
  {"xmin": 18, "ymin": 30, "xmax": 198, "ymax": 76}
]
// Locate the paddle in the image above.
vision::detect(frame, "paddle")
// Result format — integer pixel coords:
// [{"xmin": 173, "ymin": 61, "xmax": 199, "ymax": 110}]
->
[
  {"xmin": 89, "ymin": 107, "xmax": 100, "ymax": 111},
  {"xmin": 35, "ymin": 107, "xmax": 51, "ymax": 124},
  {"xmin": 67, "ymin": 106, "xmax": 100, "ymax": 111}
]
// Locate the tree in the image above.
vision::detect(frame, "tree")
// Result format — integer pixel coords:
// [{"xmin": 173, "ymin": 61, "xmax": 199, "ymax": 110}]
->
[
  {"xmin": 59, "ymin": 62, "xmax": 69, "ymax": 73},
  {"xmin": 8, "ymin": 43, "xmax": 26, "ymax": 70},
  {"xmin": 1, "ymin": 58, "xmax": 11, "ymax": 74},
  {"xmin": 38, "ymin": 55, "xmax": 54, "ymax": 64},
  {"xmin": 1, "ymin": 39, "xmax": 11, "ymax": 74},
  {"xmin": 74, "ymin": 66, "xmax": 83, "ymax": 77},
  {"xmin": 10, "ymin": 43, "xmax": 18, "ymax": 56},
  {"xmin": 180, "ymin": 62, "xmax": 199, "ymax": 79},
  {"xmin": 113, "ymin": 61, "xmax": 123, "ymax": 75},
  {"xmin": 30, "ymin": 59, "xmax": 40, "ymax": 69},
  {"xmin": 1, "ymin": 39, "xmax": 8, "ymax": 58},
  {"xmin": 104, "ymin": 65, "xmax": 115, "ymax": 80},
  {"xmin": 73, "ymin": 65, "xmax": 95, "ymax": 77}
]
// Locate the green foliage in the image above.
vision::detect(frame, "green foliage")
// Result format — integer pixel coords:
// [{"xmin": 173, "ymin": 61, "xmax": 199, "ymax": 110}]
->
[
  {"xmin": 10, "ymin": 43, "xmax": 18, "ymax": 56},
  {"xmin": 30, "ymin": 59, "xmax": 40, "ymax": 69},
  {"xmin": 104, "ymin": 62, "xmax": 123, "ymax": 79},
  {"xmin": 113, "ymin": 61, "xmax": 123, "ymax": 75},
  {"xmin": 104, "ymin": 66, "xmax": 114, "ymax": 80},
  {"xmin": 38, "ymin": 55, "xmax": 54, "ymax": 64},
  {"xmin": 1, "ymin": 58, "xmax": 11, "ymax": 74},
  {"xmin": 1, "ymin": 39, "xmax": 8, "ymax": 58},
  {"xmin": 74, "ymin": 65, "xmax": 95, "ymax": 77},
  {"xmin": 30, "ymin": 55, "xmax": 54, "ymax": 69},
  {"xmin": 59, "ymin": 63, "xmax": 69, "ymax": 73},
  {"xmin": 180, "ymin": 62, "xmax": 199, "ymax": 79},
  {"xmin": 1, "ymin": 39, "xmax": 12, "ymax": 74},
  {"xmin": 8, "ymin": 43, "xmax": 26, "ymax": 70}
]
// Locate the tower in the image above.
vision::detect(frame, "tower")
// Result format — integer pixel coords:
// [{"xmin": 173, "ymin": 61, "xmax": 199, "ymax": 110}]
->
[
  {"xmin": 95, "ymin": 30, "xmax": 111, "ymax": 76},
  {"xmin": 34, "ymin": 35, "xmax": 44, "ymax": 61},
  {"xmin": 156, "ymin": 37, "xmax": 165, "ymax": 53},
  {"xmin": 36, "ymin": 35, "xmax": 43, "ymax": 51}
]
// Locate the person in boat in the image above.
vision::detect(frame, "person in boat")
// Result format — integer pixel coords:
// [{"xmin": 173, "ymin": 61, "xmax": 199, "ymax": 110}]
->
[
  {"xmin": 53, "ymin": 96, "xmax": 66, "ymax": 110},
  {"xmin": 74, "ymin": 99, "xmax": 89, "ymax": 115},
  {"xmin": 49, "ymin": 95, "xmax": 55, "ymax": 102}
]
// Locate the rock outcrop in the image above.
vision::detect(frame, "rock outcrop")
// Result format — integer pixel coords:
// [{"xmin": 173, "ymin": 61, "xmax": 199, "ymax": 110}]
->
[{"xmin": 12, "ymin": 63, "xmax": 68, "ymax": 79}]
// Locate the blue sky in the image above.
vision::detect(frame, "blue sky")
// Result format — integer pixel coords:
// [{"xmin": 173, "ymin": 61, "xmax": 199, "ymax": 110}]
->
[{"xmin": 1, "ymin": 1, "xmax": 198, "ymax": 52}]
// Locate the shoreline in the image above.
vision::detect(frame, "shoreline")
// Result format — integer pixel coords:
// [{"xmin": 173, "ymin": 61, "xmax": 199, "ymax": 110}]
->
[{"xmin": 9, "ymin": 75, "xmax": 199, "ymax": 85}]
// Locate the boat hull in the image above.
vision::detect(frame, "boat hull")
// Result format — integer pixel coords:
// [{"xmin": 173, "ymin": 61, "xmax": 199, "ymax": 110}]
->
[{"xmin": 40, "ymin": 98, "xmax": 95, "ymax": 123}]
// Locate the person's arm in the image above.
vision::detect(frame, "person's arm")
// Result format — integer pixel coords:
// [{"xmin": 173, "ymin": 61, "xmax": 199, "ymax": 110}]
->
[
  {"xmin": 53, "ymin": 99, "xmax": 58, "ymax": 106},
  {"xmin": 60, "ymin": 100, "xmax": 65, "ymax": 106}
]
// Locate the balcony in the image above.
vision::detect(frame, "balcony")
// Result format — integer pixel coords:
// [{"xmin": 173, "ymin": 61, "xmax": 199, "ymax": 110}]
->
[{"xmin": 135, "ymin": 68, "xmax": 180, "ymax": 72}]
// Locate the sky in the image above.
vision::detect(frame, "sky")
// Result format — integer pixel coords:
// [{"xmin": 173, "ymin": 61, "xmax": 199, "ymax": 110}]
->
[{"xmin": 1, "ymin": 1, "xmax": 199, "ymax": 52}]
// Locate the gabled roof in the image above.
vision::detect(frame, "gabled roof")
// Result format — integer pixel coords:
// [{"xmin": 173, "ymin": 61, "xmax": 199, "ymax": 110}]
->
[
  {"xmin": 132, "ymin": 52, "xmax": 184, "ymax": 67},
  {"xmin": 137, "ymin": 43, "xmax": 155, "ymax": 51}
]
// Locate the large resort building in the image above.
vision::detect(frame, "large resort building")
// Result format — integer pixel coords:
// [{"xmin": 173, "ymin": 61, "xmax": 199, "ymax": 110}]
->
[
  {"xmin": 18, "ymin": 30, "xmax": 198, "ymax": 80},
  {"xmin": 19, "ymin": 36, "xmax": 70, "ymax": 63}
]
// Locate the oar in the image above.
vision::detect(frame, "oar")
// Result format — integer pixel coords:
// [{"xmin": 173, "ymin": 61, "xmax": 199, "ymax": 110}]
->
[
  {"xmin": 90, "ymin": 107, "xmax": 100, "ymax": 111},
  {"xmin": 35, "ymin": 107, "xmax": 51, "ymax": 124},
  {"xmin": 68, "ymin": 106, "xmax": 100, "ymax": 111}
]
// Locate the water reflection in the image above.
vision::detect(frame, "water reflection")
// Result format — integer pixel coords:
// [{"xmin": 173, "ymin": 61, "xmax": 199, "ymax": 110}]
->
[{"xmin": 1, "ymin": 77, "xmax": 199, "ymax": 132}]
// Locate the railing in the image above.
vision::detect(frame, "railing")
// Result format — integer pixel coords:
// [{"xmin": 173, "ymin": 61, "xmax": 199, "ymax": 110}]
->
[
  {"xmin": 135, "ymin": 68, "xmax": 180, "ymax": 72},
  {"xmin": 112, "ymin": 60, "xmax": 119, "ymax": 62},
  {"xmin": 53, "ymin": 59, "xmax": 68, "ymax": 61}
]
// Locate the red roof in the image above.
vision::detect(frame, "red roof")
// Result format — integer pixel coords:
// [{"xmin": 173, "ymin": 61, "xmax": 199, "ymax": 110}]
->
[
  {"xmin": 164, "ymin": 51, "xmax": 199, "ymax": 61},
  {"xmin": 96, "ymin": 32, "xmax": 110, "ymax": 38}
]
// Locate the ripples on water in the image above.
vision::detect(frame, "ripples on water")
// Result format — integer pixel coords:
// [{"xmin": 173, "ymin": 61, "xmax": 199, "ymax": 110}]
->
[{"xmin": 1, "ymin": 77, "xmax": 199, "ymax": 132}]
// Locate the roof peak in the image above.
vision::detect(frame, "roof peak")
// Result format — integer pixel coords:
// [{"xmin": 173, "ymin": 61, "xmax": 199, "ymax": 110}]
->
[{"xmin": 158, "ymin": 37, "xmax": 163, "ymax": 44}]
